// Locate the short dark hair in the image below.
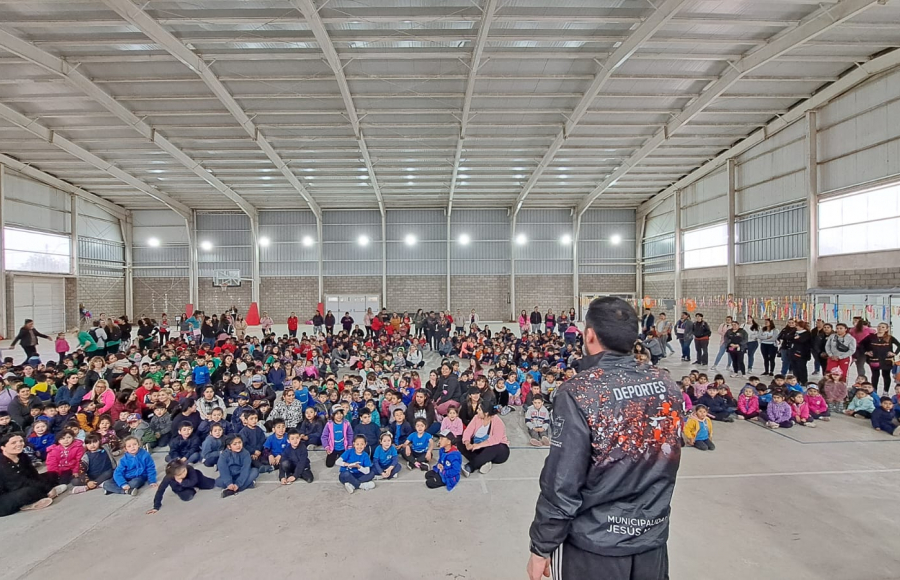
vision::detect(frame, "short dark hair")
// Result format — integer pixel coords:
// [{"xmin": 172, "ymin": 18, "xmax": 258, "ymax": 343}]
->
[{"xmin": 584, "ymin": 297, "xmax": 639, "ymax": 354}]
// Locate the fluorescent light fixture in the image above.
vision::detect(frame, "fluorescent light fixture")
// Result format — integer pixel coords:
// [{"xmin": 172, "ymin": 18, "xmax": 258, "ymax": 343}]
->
[
  {"xmin": 515, "ymin": 233, "xmax": 527, "ymax": 246},
  {"xmin": 358, "ymin": 235, "xmax": 370, "ymax": 247},
  {"xmin": 610, "ymin": 234, "xmax": 622, "ymax": 245},
  {"xmin": 458, "ymin": 233, "xmax": 471, "ymax": 245},
  {"xmin": 302, "ymin": 236, "xmax": 314, "ymax": 247},
  {"xmin": 404, "ymin": 234, "xmax": 417, "ymax": 246},
  {"xmin": 259, "ymin": 236, "xmax": 270, "ymax": 247},
  {"xmin": 200, "ymin": 241, "xmax": 213, "ymax": 251},
  {"xmin": 560, "ymin": 234, "xmax": 572, "ymax": 245},
  {"xmin": 147, "ymin": 237, "xmax": 160, "ymax": 247}
]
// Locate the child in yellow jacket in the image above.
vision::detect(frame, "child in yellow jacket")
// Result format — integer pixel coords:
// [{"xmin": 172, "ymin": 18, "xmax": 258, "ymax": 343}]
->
[{"xmin": 683, "ymin": 405, "xmax": 715, "ymax": 451}]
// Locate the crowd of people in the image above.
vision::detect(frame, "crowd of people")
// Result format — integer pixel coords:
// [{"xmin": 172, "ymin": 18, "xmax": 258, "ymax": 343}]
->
[
  {"xmin": 0, "ymin": 306, "xmax": 584, "ymax": 516},
  {"xmin": 640, "ymin": 309, "xmax": 900, "ymax": 450}
]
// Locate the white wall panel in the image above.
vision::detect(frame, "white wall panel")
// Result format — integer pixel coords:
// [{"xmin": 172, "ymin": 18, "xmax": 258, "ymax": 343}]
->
[
  {"xmin": 386, "ymin": 209, "xmax": 446, "ymax": 276},
  {"xmin": 259, "ymin": 210, "xmax": 317, "ymax": 277},
  {"xmin": 450, "ymin": 209, "xmax": 509, "ymax": 276},
  {"xmin": 680, "ymin": 168, "xmax": 727, "ymax": 229},
  {"xmin": 736, "ymin": 120, "xmax": 807, "ymax": 214},
  {"xmin": 516, "ymin": 209, "xmax": 571, "ymax": 275},
  {"xmin": 133, "ymin": 209, "xmax": 188, "ymax": 246},
  {"xmin": 4, "ymin": 171, "xmax": 70, "ymax": 234},
  {"xmin": 323, "ymin": 210, "xmax": 383, "ymax": 277},
  {"xmin": 579, "ymin": 209, "xmax": 636, "ymax": 275}
]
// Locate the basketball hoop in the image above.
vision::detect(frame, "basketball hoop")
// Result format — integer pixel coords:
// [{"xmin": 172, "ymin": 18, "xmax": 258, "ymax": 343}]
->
[{"xmin": 218, "ymin": 283, "xmax": 228, "ymax": 292}]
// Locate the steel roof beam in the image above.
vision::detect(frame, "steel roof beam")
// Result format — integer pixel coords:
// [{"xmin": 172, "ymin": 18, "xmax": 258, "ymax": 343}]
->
[
  {"xmin": 576, "ymin": 0, "xmax": 882, "ymax": 216},
  {"xmin": 0, "ymin": 102, "xmax": 191, "ymax": 217},
  {"xmin": 290, "ymin": 0, "xmax": 384, "ymax": 215},
  {"xmin": 448, "ymin": 0, "xmax": 499, "ymax": 215},
  {"xmin": 511, "ymin": 0, "xmax": 689, "ymax": 215},
  {"xmin": 100, "ymin": 0, "xmax": 321, "ymax": 219},
  {"xmin": 0, "ymin": 26, "xmax": 257, "ymax": 218}
]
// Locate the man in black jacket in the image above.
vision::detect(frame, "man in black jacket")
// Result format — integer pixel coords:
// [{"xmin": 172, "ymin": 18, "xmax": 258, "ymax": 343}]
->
[
  {"xmin": 527, "ymin": 297, "xmax": 683, "ymax": 580},
  {"xmin": 10, "ymin": 319, "xmax": 50, "ymax": 362},
  {"xmin": 530, "ymin": 307, "xmax": 542, "ymax": 334},
  {"xmin": 692, "ymin": 313, "xmax": 712, "ymax": 366}
]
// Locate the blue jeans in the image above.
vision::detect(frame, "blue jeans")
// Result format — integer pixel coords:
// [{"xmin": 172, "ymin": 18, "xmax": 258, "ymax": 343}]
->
[
  {"xmin": 680, "ymin": 338, "xmax": 692, "ymax": 359},
  {"xmin": 339, "ymin": 470, "xmax": 375, "ymax": 489},
  {"xmin": 746, "ymin": 342, "xmax": 759, "ymax": 371},
  {"xmin": 166, "ymin": 452, "xmax": 201, "ymax": 464},
  {"xmin": 102, "ymin": 476, "xmax": 146, "ymax": 494},
  {"xmin": 713, "ymin": 342, "xmax": 731, "ymax": 369},
  {"xmin": 216, "ymin": 468, "xmax": 259, "ymax": 492},
  {"xmin": 780, "ymin": 349, "xmax": 792, "ymax": 375}
]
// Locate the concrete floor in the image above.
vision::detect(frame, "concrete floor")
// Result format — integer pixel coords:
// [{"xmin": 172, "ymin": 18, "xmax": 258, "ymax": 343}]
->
[{"xmin": 2, "ymin": 325, "xmax": 898, "ymax": 579}]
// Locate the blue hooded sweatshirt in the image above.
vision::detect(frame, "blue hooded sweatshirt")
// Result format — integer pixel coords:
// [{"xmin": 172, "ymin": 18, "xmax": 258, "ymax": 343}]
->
[{"xmin": 113, "ymin": 449, "xmax": 157, "ymax": 487}]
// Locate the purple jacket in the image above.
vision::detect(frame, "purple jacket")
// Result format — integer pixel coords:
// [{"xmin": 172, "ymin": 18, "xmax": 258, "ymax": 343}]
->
[
  {"xmin": 320, "ymin": 420, "xmax": 353, "ymax": 454},
  {"xmin": 767, "ymin": 401, "xmax": 792, "ymax": 423}
]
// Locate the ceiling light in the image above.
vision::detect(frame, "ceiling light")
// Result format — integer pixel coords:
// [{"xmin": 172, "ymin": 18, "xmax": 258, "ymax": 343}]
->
[
  {"xmin": 560, "ymin": 234, "xmax": 572, "ymax": 245},
  {"xmin": 559, "ymin": 174, "xmax": 569, "ymax": 180},
  {"xmin": 458, "ymin": 233, "xmax": 471, "ymax": 246},
  {"xmin": 357, "ymin": 175, "xmax": 369, "ymax": 180},
  {"xmin": 514, "ymin": 174, "xmax": 525, "ymax": 179},
  {"xmin": 404, "ymin": 234, "xmax": 417, "ymax": 246},
  {"xmin": 259, "ymin": 236, "xmax": 270, "ymax": 247},
  {"xmin": 406, "ymin": 167, "xmax": 416, "ymax": 172},
  {"xmin": 200, "ymin": 241, "xmax": 213, "ymax": 251},
  {"xmin": 459, "ymin": 174, "xmax": 469, "ymax": 179},
  {"xmin": 515, "ymin": 233, "xmax": 527, "ymax": 246},
  {"xmin": 358, "ymin": 235, "xmax": 370, "ymax": 247},
  {"xmin": 147, "ymin": 237, "xmax": 160, "ymax": 247},
  {"xmin": 302, "ymin": 236, "xmax": 314, "ymax": 247},
  {"xmin": 610, "ymin": 234, "xmax": 622, "ymax": 245},
  {"xmin": 406, "ymin": 174, "xmax": 415, "ymax": 180},
  {"xmin": 512, "ymin": 167, "xmax": 526, "ymax": 171},
  {"xmin": 261, "ymin": 176, "xmax": 272, "ymax": 180}
]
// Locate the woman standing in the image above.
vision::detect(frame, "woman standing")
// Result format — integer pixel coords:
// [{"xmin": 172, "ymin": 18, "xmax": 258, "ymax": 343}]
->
[
  {"xmin": 743, "ymin": 316, "xmax": 760, "ymax": 373},
  {"xmin": 287, "ymin": 312, "xmax": 299, "ymax": 338},
  {"xmin": 0, "ymin": 433, "xmax": 68, "ymax": 516},
  {"xmin": 790, "ymin": 320, "xmax": 812, "ymax": 385},
  {"xmin": 413, "ymin": 309, "xmax": 426, "ymax": 338},
  {"xmin": 324, "ymin": 310, "xmax": 336, "ymax": 335},
  {"xmin": 861, "ymin": 323, "xmax": 900, "ymax": 393},
  {"xmin": 518, "ymin": 309, "xmax": 530, "ymax": 336},
  {"xmin": 468, "ymin": 309, "xmax": 480, "ymax": 334},
  {"xmin": 104, "ymin": 318, "xmax": 122, "ymax": 356},
  {"xmin": 158, "ymin": 314, "xmax": 169, "ymax": 347},
  {"xmin": 849, "ymin": 317, "xmax": 875, "ymax": 379},
  {"xmin": 544, "ymin": 309, "xmax": 556, "ymax": 334},
  {"xmin": 341, "ymin": 312, "xmax": 354, "ymax": 333},
  {"xmin": 363, "ymin": 308, "xmax": 374, "ymax": 339},
  {"xmin": 260, "ymin": 311, "xmax": 274, "ymax": 335},
  {"xmin": 758, "ymin": 319, "xmax": 778, "ymax": 376},
  {"xmin": 11, "ymin": 319, "xmax": 50, "ymax": 362},
  {"xmin": 724, "ymin": 320, "xmax": 748, "ymax": 378},
  {"xmin": 461, "ymin": 401, "xmax": 510, "ymax": 476},
  {"xmin": 234, "ymin": 315, "xmax": 247, "ymax": 340}
]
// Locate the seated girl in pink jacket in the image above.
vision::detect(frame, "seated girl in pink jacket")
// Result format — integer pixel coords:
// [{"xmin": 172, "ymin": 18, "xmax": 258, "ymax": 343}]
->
[
  {"xmin": 46, "ymin": 429, "xmax": 85, "ymax": 484},
  {"xmin": 789, "ymin": 393, "xmax": 816, "ymax": 428},
  {"xmin": 736, "ymin": 386, "xmax": 760, "ymax": 421}
]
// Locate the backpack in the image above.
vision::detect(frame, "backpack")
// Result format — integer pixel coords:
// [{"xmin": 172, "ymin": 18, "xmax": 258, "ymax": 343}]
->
[{"xmin": 88, "ymin": 328, "xmax": 99, "ymax": 342}]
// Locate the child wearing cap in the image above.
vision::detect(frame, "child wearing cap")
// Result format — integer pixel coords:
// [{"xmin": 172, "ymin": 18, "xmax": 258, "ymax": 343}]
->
[
  {"xmin": 147, "ymin": 459, "xmax": 215, "ymax": 514},
  {"xmin": 336, "ymin": 435, "xmax": 375, "ymax": 494},
  {"xmin": 321, "ymin": 406, "xmax": 353, "ymax": 468},
  {"xmin": 126, "ymin": 413, "xmax": 157, "ymax": 449},
  {"xmin": 372, "ymin": 432, "xmax": 400, "ymax": 480},
  {"xmin": 683, "ymin": 406, "xmax": 715, "ymax": 451},
  {"xmin": 425, "ymin": 430, "xmax": 463, "ymax": 491},
  {"xmin": 279, "ymin": 429, "xmax": 313, "ymax": 485}
]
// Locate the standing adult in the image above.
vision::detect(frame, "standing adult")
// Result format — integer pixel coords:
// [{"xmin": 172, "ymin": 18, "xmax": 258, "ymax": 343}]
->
[
  {"xmin": 413, "ymin": 309, "xmax": 426, "ymax": 338},
  {"xmin": 655, "ymin": 313, "xmax": 672, "ymax": 357},
  {"xmin": 287, "ymin": 312, "xmax": 299, "ymax": 338},
  {"xmin": 260, "ymin": 311, "xmax": 274, "ymax": 335},
  {"xmin": 810, "ymin": 319, "xmax": 826, "ymax": 377},
  {"xmin": 640, "ymin": 309, "xmax": 655, "ymax": 340},
  {"xmin": 825, "ymin": 322, "xmax": 856, "ymax": 380},
  {"xmin": 519, "ymin": 310, "xmax": 530, "ymax": 336},
  {"xmin": 105, "ymin": 318, "xmax": 122, "ymax": 356},
  {"xmin": 530, "ymin": 307, "xmax": 543, "ymax": 335},
  {"xmin": 849, "ymin": 317, "xmax": 875, "ymax": 379},
  {"xmin": 861, "ymin": 323, "xmax": 900, "ymax": 394},
  {"xmin": 468, "ymin": 309, "xmax": 481, "ymax": 334},
  {"xmin": 363, "ymin": 308, "xmax": 374, "ymax": 339},
  {"xmin": 0, "ymin": 433, "xmax": 68, "ymax": 516},
  {"xmin": 10, "ymin": 319, "xmax": 50, "ymax": 362},
  {"xmin": 790, "ymin": 320, "xmax": 812, "ymax": 385},
  {"xmin": 324, "ymin": 310, "xmax": 336, "ymax": 335},
  {"xmin": 675, "ymin": 312, "xmax": 693, "ymax": 362},
  {"xmin": 758, "ymin": 319, "xmax": 779, "ymax": 376},
  {"xmin": 234, "ymin": 315, "xmax": 248, "ymax": 340},
  {"xmin": 711, "ymin": 316, "xmax": 734, "ymax": 371},
  {"xmin": 724, "ymin": 320, "xmax": 748, "ymax": 378},
  {"xmin": 777, "ymin": 319, "xmax": 797, "ymax": 376},
  {"xmin": 527, "ymin": 297, "xmax": 683, "ymax": 580},
  {"xmin": 340, "ymin": 312, "xmax": 354, "ymax": 334},
  {"xmin": 545, "ymin": 309, "xmax": 557, "ymax": 335},
  {"xmin": 693, "ymin": 313, "xmax": 711, "ymax": 366},
  {"xmin": 743, "ymin": 316, "xmax": 760, "ymax": 374}
]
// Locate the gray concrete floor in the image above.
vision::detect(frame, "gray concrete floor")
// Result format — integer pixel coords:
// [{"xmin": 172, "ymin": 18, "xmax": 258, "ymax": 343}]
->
[{"xmin": 2, "ymin": 325, "xmax": 898, "ymax": 579}]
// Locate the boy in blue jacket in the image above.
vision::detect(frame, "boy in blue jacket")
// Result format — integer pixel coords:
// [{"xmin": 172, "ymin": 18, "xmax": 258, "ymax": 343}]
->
[
  {"xmin": 264, "ymin": 419, "xmax": 290, "ymax": 469},
  {"xmin": 239, "ymin": 412, "xmax": 272, "ymax": 473},
  {"xmin": 389, "ymin": 408, "xmax": 412, "ymax": 447},
  {"xmin": 425, "ymin": 430, "xmax": 463, "ymax": 491},
  {"xmin": 201, "ymin": 424, "xmax": 225, "ymax": 467},
  {"xmin": 103, "ymin": 436, "xmax": 158, "ymax": 496},
  {"xmin": 279, "ymin": 429, "xmax": 313, "ymax": 485},
  {"xmin": 72, "ymin": 432, "xmax": 114, "ymax": 494},
  {"xmin": 353, "ymin": 409, "xmax": 380, "ymax": 456},
  {"xmin": 373, "ymin": 432, "xmax": 400, "ymax": 480},
  {"xmin": 231, "ymin": 393, "xmax": 255, "ymax": 433},
  {"xmin": 872, "ymin": 397, "xmax": 900, "ymax": 436},
  {"xmin": 166, "ymin": 422, "xmax": 201, "ymax": 464},
  {"xmin": 216, "ymin": 435, "xmax": 259, "ymax": 498}
]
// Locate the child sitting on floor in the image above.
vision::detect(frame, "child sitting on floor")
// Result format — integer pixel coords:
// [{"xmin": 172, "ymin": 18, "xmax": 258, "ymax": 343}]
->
[
  {"xmin": 166, "ymin": 422, "xmax": 201, "ymax": 464},
  {"xmin": 804, "ymin": 384, "xmax": 830, "ymax": 422},
  {"xmin": 425, "ymin": 430, "xmax": 463, "ymax": 491},
  {"xmin": 789, "ymin": 392, "xmax": 816, "ymax": 428},
  {"xmin": 698, "ymin": 385, "xmax": 735, "ymax": 423},
  {"xmin": 871, "ymin": 397, "xmax": 900, "ymax": 436},
  {"xmin": 72, "ymin": 432, "xmax": 114, "ymax": 494},
  {"xmin": 298, "ymin": 407, "xmax": 324, "ymax": 449},
  {"xmin": 103, "ymin": 436, "xmax": 157, "ymax": 496},
  {"xmin": 337, "ymin": 435, "xmax": 375, "ymax": 494},
  {"xmin": 279, "ymin": 429, "xmax": 313, "ymax": 485},
  {"xmin": 736, "ymin": 386, "xmax": 760, "ymax": 421},
  {"xmin": 401, "ymin": 418, "xmax": 433, "ymax": 471},
  {"xmin": 27, "ymin": 420, "xmax": 55, "ymax": 461},
  {"xmin": 147, "ymin": 459, "xmax": 215, "ymax": 514},
  {"xmin": 823, "ymin": 370, "xmax": 848, "ymax": 414},
  {"xmin": 440, "ymin": 405, "xmax": 464, "ymax": 438},
  {"xmin": 763, "ymin": 392, "xmax": 793, "ymax": 429},
  {"xmin": 845, "ymin": 388, "xmax": 875, "ymax": 419},
  {"xmin": 46, "ymin": 429, "xmax": 84, "ymax": 483},
  {"xmin": 524, "ymin": 394, "xmax": 551, "ymax": 446},
  {"xmin": 216, "ymin": 435, "xmax": 259, "ymax": 498},
  {"xmin": 201, "ymin": 424, "xmax": 225, "ymax": 467},
  {"xmin": 373, "ymin": 432, "xmax": 400, "ymax": 480},
  {"xmin": 683, "ymin": 405, "xmax": 714, "ymax": 451}
]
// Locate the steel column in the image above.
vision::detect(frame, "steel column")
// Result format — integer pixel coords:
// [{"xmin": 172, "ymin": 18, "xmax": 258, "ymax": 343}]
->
[
  {"xmin": 119, "ymin": 213, "xmax": 134, "ymax": 320},
  {"xmin": 446, "ymin": 212, "xmax": 452, "ymax": 310},
  {"xmin": 249, "ymin": 212, "xmax": 260, "ymax": 303},
  {"xmin": 316, "ymin": 214, "xmax": 324, "ymax": 304},
  {"xmin": 186, "ymin": 211, "xmax": 198, "ymax": 308},
  {"xmin": 0, "ymin": 164, "xmax": 6, "ymax": 336},
  {"xmin": 674, "ymin": 190, "xmax": 683, "ymax": 307},
  {"xmin": 806, "ymin": 111, "xmax": 819, "ymax": 292},
  {"xmin": 510, "ymin": 213, "xmax": 517, "ymax": 323},
  {"xmin": 726, "ymin": 158, "xmax": 736, "ymax": 295},
  {"xmin": 70, "ymin": 195, "xmax": 79, "ymax": 277},
  {"xmin": 573, "ymin": 212, "xmax": 581, "ymax": 319},
  {"xmin": 636, "ymin": 212, "xmax": 646, "ymax": 304},
  {"xmin": 381, "ymin": 213, "xmax": 387, "ymax": 307}
]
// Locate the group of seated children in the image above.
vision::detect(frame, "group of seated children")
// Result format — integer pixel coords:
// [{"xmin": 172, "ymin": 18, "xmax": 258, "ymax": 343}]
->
[{"xmin": 681, "ymin": 368, "xmax": 900, "ymax": 450}]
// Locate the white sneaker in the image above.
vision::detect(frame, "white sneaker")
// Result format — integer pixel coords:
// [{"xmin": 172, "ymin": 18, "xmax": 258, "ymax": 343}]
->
[
  {"xmin": 373, "ymin": 475, "xmax": 383, "ymax": 480},
  {"xmin": 71, "ymin": 486, "xmax": 88, "ymax": 495},
  {"xmin": 805, "ymin": 421, "xmax": 816, "ymax": 428},
  {"xmin": 766, "ymin": 421, "xmax": 779, "ymax": 429},
  {"xmin": 735, "ymin": 414, "xmax": 745, "ymax": 420},
  {"xmin": 360, "ymin": 481, "xmax": 375, "ymax": 491},
  {"xmin": 49, "ymin": 484, "xmax": 69, "ymax": 499},
  {"xmin": 709, "ymin": 366, "xmax": 717, "ymax": 371},
  {"xmin": 479, "ymin": 462, "xmax": 493, "ymax": 475},
  {"xmin": 344, "ymin": 482, "xmax": 355, "ymax": 494},
  {"xmin": 20, "ymin": 497, "xmax": 53, "ymax": 511},
  {"xmin": 129, "ymin": 488, "xmax": 140, "ymax": 496}
]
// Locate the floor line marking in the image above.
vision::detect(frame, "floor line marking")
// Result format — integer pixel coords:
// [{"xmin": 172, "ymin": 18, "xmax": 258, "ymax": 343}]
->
[{"xmin": 480, "ymin": 477, "xmax": 489, "ymax": 495}]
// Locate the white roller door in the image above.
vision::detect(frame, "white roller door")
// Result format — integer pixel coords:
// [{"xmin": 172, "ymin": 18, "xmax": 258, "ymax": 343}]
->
[{"xmin": 14, "ymin": 276, "xmax": 66, "ymax": 334}]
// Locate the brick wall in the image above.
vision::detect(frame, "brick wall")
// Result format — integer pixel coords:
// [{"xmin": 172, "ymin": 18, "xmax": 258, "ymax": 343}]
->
[
  {"xmin": 323, "ymin": 276, "xmax": 382, "ymax": 298},
  {"xmin": 818, "ymin": 267, "xmax": 900, "ymax": 289},
  {"xmin": 387, "ymin": 275, "xmax": 446, "ymax": 313},
  {"xmin": 515, "ymin": 275, "xmax": 573, "ymax": 320},
  {"xmin": 579, "ymin": 274, "xmax": 637, "ymax": 295},
  {"xmin": 65, "ymin": 277, "xmax": 78, "ymax": 331},
  {"xmin": 198, "ymin": 277, "xmax": 252, "ymax": 317},
  {"xmin": 451, "ymin": 275, "xmax": 510, "ymax": 321},
  {"xmin": 134, "ymin": 277, "xmax": 190, "ymax": 319},
  {"xmin": 77, "ymin": 276, "xmax": 125, "ymax": 323},
  {"xmin": 736, "ymin": 272, "xmax": 808, "ymax": 324},
  {"xmin": 260, "ymin": 277, "xmax": 319, "ymax": 320},
  {"xmin": 682, "ymin": 276, "xmax": 729, "ymax": 323},
  {"xmin": 643, "ymin": 274, "xmax": 675, "ymax": 301}
]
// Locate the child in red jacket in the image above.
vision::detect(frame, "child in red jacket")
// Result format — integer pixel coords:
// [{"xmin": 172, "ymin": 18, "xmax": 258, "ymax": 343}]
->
[{"xmin": 46, "ymin": 429, "xmax": 85, "ymax": 484}]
